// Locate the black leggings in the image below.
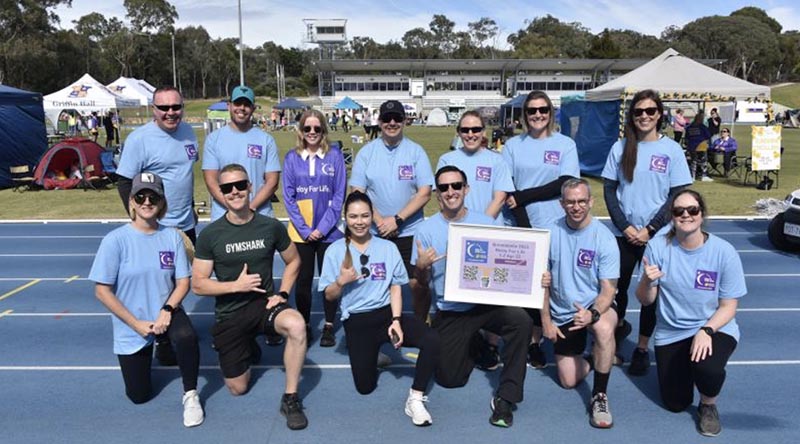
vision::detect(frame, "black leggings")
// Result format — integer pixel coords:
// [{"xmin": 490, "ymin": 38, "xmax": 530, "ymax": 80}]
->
[
  {"xmin": 615, "ymin": 236, "xmax": 656, "ymax": 338},
  {"xmin": 295, "ymin": 241, "xmax": 337, "ymax": 325},
  {"xmin": 655, "ymin": 333, "xmax": 737, "ymax": 412},
  {"xmin": 343, "ymin": 305, "xmax": 440, "ymax": 394},
  {"xmin": 117, "ymin": 308, "xmax": 200, "ymax": 404}
]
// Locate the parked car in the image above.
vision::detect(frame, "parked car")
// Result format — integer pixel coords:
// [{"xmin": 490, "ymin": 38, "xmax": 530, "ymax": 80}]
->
[{"xmin": 768, "ymin": 189, "xmax": 800, "ymax": 252}]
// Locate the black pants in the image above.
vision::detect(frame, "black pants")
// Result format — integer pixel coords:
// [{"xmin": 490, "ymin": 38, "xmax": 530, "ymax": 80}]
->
[
  {"xmin": 655, "ymin": 333, "xmax": 737, "ymax": 412},
  {"xmin": 673, "ymin": 131, "xmax": 683, "ymax": 144},
  {"xmin": 343, "ymin": 305, "xmax": 440, "ymax": 394},
  {"xmin": 615, "ymin": 236, "xmax": 656, "ymax": 338},
  {"xmin": 432, "ymin": 305, "xmax": 532, "ymax": 403},
  {"xmin": 117, "ymin": 308, "xmax": 199, "ymax": 404},
  {"xmin": 295, "ymin": 241, "xmax": 337, "ymax": 325}
]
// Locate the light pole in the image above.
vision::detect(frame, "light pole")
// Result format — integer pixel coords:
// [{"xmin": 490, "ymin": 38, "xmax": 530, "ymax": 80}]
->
[
  {"xmin": 238, "ymin": 0, "xmax": 244, "ymax": 85},
  {"xmin": 171, "ymin": 32, "xmax": 177, "ymax": 88}
]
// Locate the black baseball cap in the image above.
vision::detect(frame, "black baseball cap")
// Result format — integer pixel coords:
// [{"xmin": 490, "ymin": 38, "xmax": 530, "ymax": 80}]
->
[{"xmin": 379, "ymin": 100, "xmax": 405, "ymax": 121}]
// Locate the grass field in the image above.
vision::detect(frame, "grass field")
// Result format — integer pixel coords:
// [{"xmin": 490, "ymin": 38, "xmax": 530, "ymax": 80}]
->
[
  {"xmin": 771, "ymin": 83, "xmax": 800, "ymax": 109},
  {"xmin": 2, "ymin": 101, "xmax": 797, "ymax": 220}
]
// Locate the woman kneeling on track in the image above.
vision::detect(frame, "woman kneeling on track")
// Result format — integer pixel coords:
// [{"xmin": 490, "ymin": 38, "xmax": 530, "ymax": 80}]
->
[
  {"xmin": 636, "ymin": 189, "xmax": 746, "ymax": 437},
  {"xmin": 318, "ymin": 191, "xmax": 441, "ymax": 427},
  {"xmin": 89, "ymin": 172, "xmax": 203, "ymax": 427}
]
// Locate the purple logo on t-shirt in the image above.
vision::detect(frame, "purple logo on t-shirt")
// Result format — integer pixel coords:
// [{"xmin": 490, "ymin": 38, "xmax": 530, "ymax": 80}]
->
[
  {"xmin": 649, "ymin": 155, "xmax": 669, "ymax": 173},
  {"xmin": 247, "ymin": 144, "xmax": 263, "ymax": 159},
  {"xmin": 694, "ymin": 270, "xmax": 718, "ymax": 291},
  {"xmin": 370, "ymin": 263, "xmax": 387, "ymax": 281},
  {"xmin": 159, "ymin": 251, "xmax": 175, "ymax": 269},
  {"xmin": 398, "ymin": 165, "xmax": 414, "ymax": 180},
  {"xmin": 544, "ymin": 151, "xmax": 561, "ymax": 165},
  {"xmin": 577, "ymin": 249, "xmax": 595, "ymax": 268},
  {"xmin": 321, "ymin": 163, "xmax": 335, "ymax": 176},
  {"xmin": 476, "ymin": 166, "xmax": 492, "ymax": 182},
  {"xmin": 185, "ymin": 144, "xmax": 198, "ymax": 161}
]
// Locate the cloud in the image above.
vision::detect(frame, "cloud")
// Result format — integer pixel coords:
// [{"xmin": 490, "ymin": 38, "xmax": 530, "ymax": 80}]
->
[{"xmin": 768, "ymin": 6, "xmax": 800, "ymax": 32}]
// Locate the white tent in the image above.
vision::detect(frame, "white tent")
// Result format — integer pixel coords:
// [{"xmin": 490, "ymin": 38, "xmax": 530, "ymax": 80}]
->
[
  {"xmin": 425, "ymin": 108, "xmax": 448, "ymax": 127},
  {"xmin": 107, "ymin": 76, "xmax": 155, "ymax": 107},
  {"xmin": 586, "ymin": 48, "xmax": 770, "ymax": 101},
  {"xmin": 43, "ymin": 73, "xmax": 140, "ymax": 127}
]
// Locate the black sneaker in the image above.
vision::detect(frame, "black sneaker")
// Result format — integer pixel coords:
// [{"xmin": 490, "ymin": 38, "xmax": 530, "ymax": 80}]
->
[
  {"xmin": 628, "ymin": 348, "xmax": 650, "ymax": 376},
  {"xmin": 266, "ymin": 333, "xmax": 285, "ymax": 347},
  {"xmin": 527, "ymin": 342, "xmax": 546, "ymax": 369},
  {"xmin": 614, "ymin": 320, "xmax": 632, "ymax": 346},
  {"xmin": 320, "ymin": 324, "xmax": 336, "ymax": 348},
  {"xmin": 155, "ymin": 338, "xmax": 177, "ymax": 366},
  {"xmin": 697, "ymin": 402, "xmax": 721, "ymax": 437},
  {"xmin": 250, "ymin": 338, "xmax": 262, "ymax": 365},
  {"xmin": 475, "ymin": 343, "xmax": 500, "ymax": 371},
  {"xmin": 280, "ymin": 393, "xmax": 308, "ymax": 430},
  {"xmin": 489, "ymin": 395, "xmax": 514, "ymax": 428}
]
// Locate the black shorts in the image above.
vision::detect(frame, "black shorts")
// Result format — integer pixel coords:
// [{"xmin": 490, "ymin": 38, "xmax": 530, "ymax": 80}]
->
[
  {"xmin": 389, "ymin": 236, "xmax": 414, "ymax": 278},
  {"xmin": 552, "ymin": 302, "xmax": 616, "ymax": 357},
  {"xmin": 211, "ymin": 297, "xmax": 290, "ymax": 378}
]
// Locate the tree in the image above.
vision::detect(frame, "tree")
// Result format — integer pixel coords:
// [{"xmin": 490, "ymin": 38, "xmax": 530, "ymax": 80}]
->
[
  {"xmin": 731, "ymin": 6, "xmax": 782, "ymax": 34},
  {"xmin": 509, "ymin": 15, "xmax": 592, "ymax": 58},
  {"xmin": 429, "ymin": 14, "xmax": 456, "ymax": 56},
  {"xmin": 402, "ymin": 27, "xmax": 436, "ymax": 59},
  {"xmin": 606, "ymin": 29, "xmax": 665, "ymax": 58},
  {"xmin": 468, "ymin": 17, "xmax": 499, "ymax": 58},
  {"xmin": 588, "ymin": 29, "xmax": 621, "ymax": 58},
  {"xmin": 123, "ymin": 0, "xmax": 178, "ymax": 34}
]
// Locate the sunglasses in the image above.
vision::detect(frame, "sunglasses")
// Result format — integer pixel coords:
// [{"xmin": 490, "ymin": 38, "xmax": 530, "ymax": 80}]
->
[
  {"xmin": 154, "ymin": 104, "xmax": 183, "ymax": 112},
  {"xmin": 525, "ymin": 106, "xmax": 550, "ymax": 116},
  {"xmin": 303, "ymin": 125, "xmax": 323, "ymax": 134},
  {"xmin": 436, "ymin": 181, "xmax": 464, "ymax": 193},
  {"xmin": 458, "ymin": 126, "xmax": 484, "ymax": 134},
  {"xmin": 633, "ymin": 107, "xmax": 659, "ymax": 117},
  {"xmin": 721, "ymin": 130, "xmax": 730, "ymax": 133},
  {"xmin": 219, "ymin": 179, "xmax": 249, "ymax": 194},
  {"xmin": 133, "ymin": 192, "xmax": 162, "ymax": 205},
  {"xmin": 380, "ymin": 115, "xmax": 404, "ymax": 124},
  {"xmin": 360, "ymin": 254, "xmax": 370, "ymax": 278},
  {"xmin": 671, "ymin": 205, "xmax": 701, "ymax": 217}
]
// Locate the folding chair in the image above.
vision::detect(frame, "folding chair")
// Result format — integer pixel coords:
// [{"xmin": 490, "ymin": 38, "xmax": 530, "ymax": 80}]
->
[
  {"xmin": 10, "ymin": 165, "xmax": 36, "ymax": 192},
  {"xmin": 742, "ymin": 157, "xmax": 779, "ymax": 188},
  {"xmin": 80, "ymin": 164, "xmax": 109, "ymax": 191}
]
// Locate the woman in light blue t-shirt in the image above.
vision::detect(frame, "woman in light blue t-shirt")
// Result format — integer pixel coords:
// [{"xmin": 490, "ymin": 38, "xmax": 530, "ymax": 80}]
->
[
  {"xmin": 319, "ymin": 191, "xmax": 440, "ymax": 427},
  {"xmin": 89, "ymin": 172, "xmax": 203, "ymax": 428},
  {"xmin": 636, "ymin": 189, "xmax": 745, "ymax": 437}
]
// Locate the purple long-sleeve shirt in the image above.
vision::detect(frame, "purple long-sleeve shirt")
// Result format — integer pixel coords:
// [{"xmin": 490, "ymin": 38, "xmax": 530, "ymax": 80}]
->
[
  {"xmin": 712, "ymin": 137, "xmax": 738, "ymax": 153},
  {"xmin": 282, "ymin": 147, "xmax": 346, "ymax": 243}
]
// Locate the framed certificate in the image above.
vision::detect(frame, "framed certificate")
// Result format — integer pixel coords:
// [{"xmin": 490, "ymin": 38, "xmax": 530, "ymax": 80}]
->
[{"xmin": 443, "ymin": 223, "xmax": 550, "ymax": 309}]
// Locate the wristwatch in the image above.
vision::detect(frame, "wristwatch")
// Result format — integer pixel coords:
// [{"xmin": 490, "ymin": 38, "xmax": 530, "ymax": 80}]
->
[
  {"xmin": 590, "ymin": 308, "xmax": 601, "ymax": 324},
  {"xmin": 278, "ymin": 291, "xmax": 290, "ymax": 299},
  {"xmin": 700, "ymin": 326, "xmax": 715, "ymax": 336},
  {"xmin": 161, "ymin": 303, "xmax": 175, "ymax": 313},
  {"xmin": 646, "ymin": 225, "xmax": 657, "ymax": 238},
  {"xmin": 394, "ymin": 215, "xmax": 404, "ymax": 227}
]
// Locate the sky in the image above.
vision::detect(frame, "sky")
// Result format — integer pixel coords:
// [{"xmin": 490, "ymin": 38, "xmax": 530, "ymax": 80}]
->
[{"xmin": 53, "ymin": 0, "xmax": 800, "ymax": 49}]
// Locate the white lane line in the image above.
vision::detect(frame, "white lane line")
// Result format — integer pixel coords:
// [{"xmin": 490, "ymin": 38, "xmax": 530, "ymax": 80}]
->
[{"xmin": 0, "ymin": 360, "xmax": 796, "ymax": 371}]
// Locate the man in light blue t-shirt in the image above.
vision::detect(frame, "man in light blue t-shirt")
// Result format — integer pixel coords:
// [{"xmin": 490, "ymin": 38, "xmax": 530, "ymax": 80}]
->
[
  {"xmin": 542, "ymin": 178, "xmax": 619, "ymax": 429},
  {"xmin": 117, "ymin": 86, "xmax": 198, "ymax": 242},
  {"xmin": 202, "ymin": 85, "xmax": 281, "ymax": 222},
  {"xmin": 350, "ymin": 100, "xmax": 434, "ymax": 318}
]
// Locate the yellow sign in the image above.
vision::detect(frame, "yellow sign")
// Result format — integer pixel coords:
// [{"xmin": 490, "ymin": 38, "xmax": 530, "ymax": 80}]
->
[{"xmin": 751, "ymin": 126, "xmax": 781, "ymax": 171}]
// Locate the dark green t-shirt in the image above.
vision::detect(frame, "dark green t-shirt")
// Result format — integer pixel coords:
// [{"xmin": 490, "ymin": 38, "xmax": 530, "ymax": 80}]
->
[{"xmin": 195, "ymin": 213, "xmax": 291, "ymax": 322}]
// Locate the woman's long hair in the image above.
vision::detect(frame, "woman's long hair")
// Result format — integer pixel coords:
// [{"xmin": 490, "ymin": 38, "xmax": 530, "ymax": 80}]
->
[
  {"xmin": 295, "ymin": 109, "xmax": 330, "ymax": 154},
  {"xmin": 342, "ymin": 191, "xmax": 373, "ymax": 269},
  {"xmin": 621, "ymin": 89, "xmax": 664, "ymax": 182}
]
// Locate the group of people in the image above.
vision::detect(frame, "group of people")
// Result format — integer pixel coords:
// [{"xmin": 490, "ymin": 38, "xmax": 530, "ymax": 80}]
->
[
  {"xmin": 672, "ymin": 107, "xmax": 740, "ymax": 180},
  {"xmin": 63, "ymin": 110, "xmax": 120, "ymax": 146},
  {"xmin": 89, "ymin": 86, "xmax": 745, "ymax": 437}
]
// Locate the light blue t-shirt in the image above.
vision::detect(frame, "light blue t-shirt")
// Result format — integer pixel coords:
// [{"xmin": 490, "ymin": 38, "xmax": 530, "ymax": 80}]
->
[
  {"xmin": 117, "ymin": 121, "xmax": 198, "ymax": 230},
  {"xmin": 202, "ymin": 125, "xmax": 282, "ymax": 221},
  {"xmin": 411, "ymin": 210, "xmax": 500, "ymax": 312},
  {"xmin": 349, "ymin": 137, "xmax": 435, "ymax": 237},
  {"xmin": 318, "ymin": 236, "xmax": 408, "ymax": 321},
  {"xmin": 437, "ymin": 148, "xmax": 515, "ymax": 224},
  {"xmin": 643, "ymin": 233, "xmax": 747, "ymax": 346},
  {"xmin": 502, "ymin": 132, "xmax": 580, "ymax": 228},
  {"xmin": 89, "ymin": 224, "xmax": 191, "ymax": 355},
  {"xmin": 548, "ymin": 217, "xmax": 620, "ymax": 326},
  {"xmin": 601, "ymin": 136, "xmax": 693, "ymax": 236}
]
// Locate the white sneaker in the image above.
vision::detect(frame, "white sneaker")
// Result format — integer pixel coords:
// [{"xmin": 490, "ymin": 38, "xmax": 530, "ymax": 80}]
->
[
  {"xmin": 377, "ymin": 351, "xmax": 392, "ymax": 368},
  {"xmin": 182, "ymin": 389, "xmax": 204, "ymax": 427},
  {"xmin": 405, "ymin": 389, "xmax": 432, "ymax": 426},
  {"xmin": 701, "ymin": 176, "xmax": 714, "ymax": 182}
]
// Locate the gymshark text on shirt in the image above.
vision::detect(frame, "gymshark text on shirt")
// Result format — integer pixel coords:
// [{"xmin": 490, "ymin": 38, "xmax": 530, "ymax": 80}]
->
[{"xmin": 225, "ymin": 239, "xmax": 266, "ymax": 254}]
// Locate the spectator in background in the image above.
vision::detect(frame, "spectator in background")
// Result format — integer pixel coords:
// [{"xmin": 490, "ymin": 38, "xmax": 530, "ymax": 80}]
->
[
  {"xmin": 685, "ymin": 112, "xmax": 713, "ymax": 182},
  {"xmin": 707, "ymin": 108, "xmax": 721, "ymax": 141},
  {"xmin": 710, "ymin": 128, "xmax": 738, "ymax": 177},
  {"xmin": 671, "ymin": 109, "xmax": 686, "ymax": 145},
  {"xmin": 104, "ymin": 111, "xmax": 117, "ymax": 148}
]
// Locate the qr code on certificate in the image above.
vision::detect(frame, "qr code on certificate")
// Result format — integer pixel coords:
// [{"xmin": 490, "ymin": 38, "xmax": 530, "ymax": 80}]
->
[
  {"xmin": 462, "ymin": 266, "xmax": 479, "ymax": 281},
  {"xmin": 493, "ymin": 268, "xmax": 509, "ymax": 284}
]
